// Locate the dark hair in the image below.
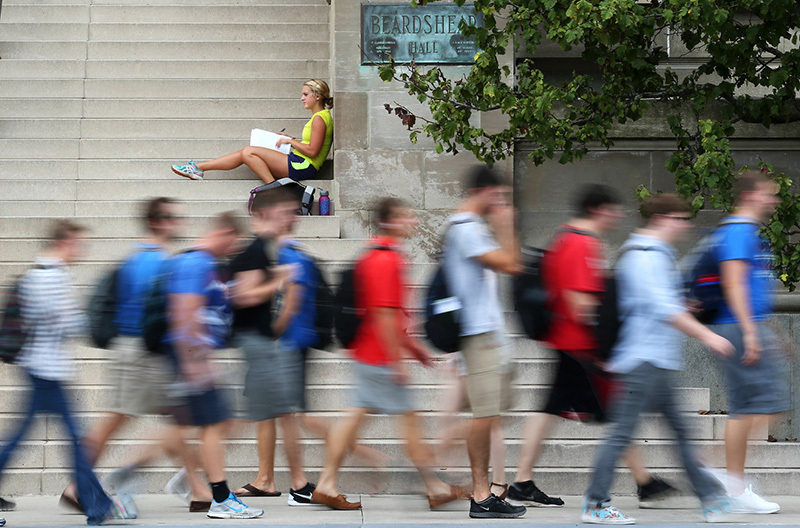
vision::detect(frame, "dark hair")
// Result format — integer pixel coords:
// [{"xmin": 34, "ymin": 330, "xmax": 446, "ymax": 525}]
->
[
  {"xmin": 49, "ymin": 219, "xmax": 86, "ymax": 243},
  {"xmin": 213, "ymin": 211, "xmax": 243, "ymax": 235},
  {"xmin": 465, "ymin": 164, "xmax": 509, "ymax": 191},
  {"xmin": 575, "ymin": 184, "xmax": 621, "ymax": 218},
  {"xmin": 143, "ymin": 197, "xmax": 177, "ymax": 232},
  {"xmin": 734, "ymin": 170, "xmax": 773, "ymax": 203},
  {"xmin": 376, "ymin": 197, "xmax": 409, "ymax": 225},
  {"xmin": 641, "ymin": 193, "xmax": 691, "ymax": 219},
  {"xmin": 250, "ymin": 188, "xmax": 299, "ymax": 213}
]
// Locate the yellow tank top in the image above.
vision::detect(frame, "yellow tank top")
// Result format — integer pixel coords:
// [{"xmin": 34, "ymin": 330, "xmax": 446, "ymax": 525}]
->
[{"xmin": 297, "ymin": 109, "xmax": 333, "ymax": 171}]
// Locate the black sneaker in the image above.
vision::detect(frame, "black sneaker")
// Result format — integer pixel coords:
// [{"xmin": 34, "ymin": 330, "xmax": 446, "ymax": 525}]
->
[
  {"xmin": 638, "ymin": 477, "xmax": 679, "ymax": 508},
  {"xmin": 469, "ymin": 494, "xmax": 526, "ymax": 519},
  {"xmin": 507, "ymin": 480, "xmax": 564, "ymax": 507},
  {"xmin": 288, "ymin": 482, "xmax": 316, "ymax": 506},
  {"xmin": 0, "ymin": 498, "xmax": 14, "ymax": 512}
]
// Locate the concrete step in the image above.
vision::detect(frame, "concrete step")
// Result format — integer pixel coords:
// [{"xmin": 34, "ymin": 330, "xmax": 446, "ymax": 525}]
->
[
  {"xmin": 0, "ymin": 216, "xmax": 340, "ymax": 242},
  {"xmin": 0, "ymin": 98, "xmax": 84, "ymax": 115},
  {"xmin": 7, "ymin": 466, "xmax": 799, "ymax": 497},
  {"xmin": 0, "ymin": 4, "xmax": 90, "ymax": 23},
  {"xmin": 0, "ymin": 23, "xmax": 88, "ymax": 42},
  {"xmin": 0, "ymin": 59, "xmax": 88, "ymax": 79},
  {"xmin": 81, "ymin": 99, "xmax": 309, "ymax": 118},
  {"xmin": 0, "ymin": 80, "xmax": 85, "ymax": 98},
  {"xmin": 88, "ymin": 5, "xmax": 328, "ymax": 23},
  {"xmin": 78, "ymin": 119, "xmax": 310, "ymax": 139},
  {"xmin": 83, "ymin": 59, "xmax": 329, "ymax": 80},
  {"xmin": 0, "ymin": 41, "xmax": 88, "ymax": 60},
  {"xmin": 0, "ymin": 139, "xmax": 79, "ymax": 159},
  {"xmin": 0, "ymin": 119, "xmax": 81, "ymax": 139},
  {"xmin": 87, "ymin": 41, "xmax": 329, "ymax": 60},
  {"xmin": 0, "ymin": 384, "xmax": 711, "ymax": 415},
  {"xmin": 89, "ymin": 23, "xmax": 328, "ymax": 42},
  {"xmin": 0, "ymin": 160, "xmax": 332, "ymax": 181},
  {"xmin": 0, "ymin": 411, "xmax": 740, "ymax": 443},
  {"xmin": 0, "ymin": 178, "xmax": 335, "ymax": 202},
  {"xmin": 83, "ymin": 79, "xmax": 304, "ymax": 99}
]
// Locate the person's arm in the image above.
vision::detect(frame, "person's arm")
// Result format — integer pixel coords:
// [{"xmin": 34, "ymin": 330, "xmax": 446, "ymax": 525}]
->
[
  {"xmin": 673, "ymin": 311, "xmax": 734, "ymax": 357},
  {"xmin": 561, "ymin": 238, "xmax": 604, "ymax": 326},
  {"xmin": 376, "ymin": 306, "xmax": 409, "ymax": 384},
  {"xmin": 230, "ymin": 266, "xmax": 292, "ymax": 309},
  {"xmin": 276, "ymin": 115, "xmax": 327, "ymax": 159},
  {"xmin": 169, "ymin": 292, "xmax": 213, "ymax": 383},
  {"xmin": 720, "ymin": 259, "xmax": 760, "ymax": 364},
  {"xmin": 476, "ymin": 205, "xmax": 521, "ymax": 275},
  {"xmin": 272, "ymin": 281, "xmax": 303, "ymax": 337}
]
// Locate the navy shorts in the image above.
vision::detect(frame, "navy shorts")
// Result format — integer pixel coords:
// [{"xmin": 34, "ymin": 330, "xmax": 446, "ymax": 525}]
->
[
  {"xmin": 287, "ymin": 152, "xmax": 317, "ymax": 181},
  {"xmin": 171, "ymin": 387, "xmax": 230, "ymax": 427}
]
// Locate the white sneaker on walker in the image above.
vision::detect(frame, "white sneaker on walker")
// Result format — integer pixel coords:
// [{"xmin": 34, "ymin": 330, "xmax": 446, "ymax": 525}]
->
[{"xmin": 731, "ymin": 485, "xmax": 780, "ymax": 514}]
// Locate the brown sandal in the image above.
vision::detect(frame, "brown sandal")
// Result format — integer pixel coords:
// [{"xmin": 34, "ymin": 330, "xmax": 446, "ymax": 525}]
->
[
  {"xmin": 491, "ymin": 482, "xmax": 509, "ymax": 501},
  {"xmin": 310, "ymin": 490, "xmax": 361, "ymax": 510}
]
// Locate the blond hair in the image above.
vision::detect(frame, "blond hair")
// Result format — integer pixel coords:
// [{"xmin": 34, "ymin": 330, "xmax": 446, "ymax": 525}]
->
[{"xmin": 304, "ymin": 79, "xmax": 333, "ymax": 109}]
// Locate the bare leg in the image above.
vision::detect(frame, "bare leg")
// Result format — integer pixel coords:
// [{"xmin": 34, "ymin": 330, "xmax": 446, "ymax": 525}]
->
[
  {"xmin": 240, "ymin": 147, "xmax": 290, "ymax": 184},
  {"xmin": 196, "ymin": 151, "xmax": 246, "ymax": 172},
  {"xmin": 234, "ymin": 420, "xmax": 277, "ymax": 493},
  {"xmin": 725, "ymin": 416, "xmax": 755, "ymax": 495},
  {"xmin": 161, "ymin": 427, "xmax": 212, "ymax": 502},
  {"xmin": 315, "ymin": 408, "xmax": 368, "ymax": 497},
  {"xmin": 200, "ymin": 421, "xmax": 230, "ymax": 484},
  {"xmin": 279, "ymin": 414, "xmax": 308, "ymax": 490},
  {"xmin": 63, "ymin": 412, "xmax": 128, "ymax": 500},
  {"xmin": 513, "ymin": 413, "xmax": 556, "ymax": 483},
  {"xmin": 489, "ymin": 419, "xmax": 507, "ymax": 497},
  {"xmin": 468, "ymin": 416, "xmax": 495, "ymax": 502},
  {"xmin": 402, "ymin": 412, "xmax": 450, "ymax": 497},
  {"xmin": 622, "ymin": 445, "xmax": 652, "ymax": 486}
]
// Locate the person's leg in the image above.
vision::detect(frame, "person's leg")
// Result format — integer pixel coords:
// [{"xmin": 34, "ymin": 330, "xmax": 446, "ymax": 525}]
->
[
  {"xmin": 658, "ymin": 370, "xmax": 724, "ymax": 503},
  {"xmin": 54, "ymin": 379, "xmax": 112, "ymax": 524},
  {"xmin": 195, "ymin": 151, "xmax": 246, "ymax": 173},
  {"xmin": 401, "ymin": 412, "xmax": 451, "ymax": 497},
  {"xmin": 0, "ymin": 374, "xmax": 44, "ymax": 475},
  {"xmin": 584, "ymin": 364, "xmax": 656, "ymax": 507},
  {"xmin": 314, "ymin": 408, "xmax": 368, "ymax": 497},
  {"xmin": 234, "ymin": 419, "xmax": 277, "ymax": 494},
  {"xmin": 725, "ymin": 416, "xmax": 754, "ymax": 495},
  {"xmin": 513, "ymin": 413, "xmax": 556, "ymax": 483},
  {"xmin": 489, "ymin": 419, "xmax": 508, "ymax": 498},
  {"xmin": 160, "ymin": 426, "xmax": 213, "ymax": 502},
  {"xmin": 468, "ymin": 416, "xmax": 494, "ymax": 502},
  {"xmin": 622, "ymin": 447, "xmax": 653, "ymax": 486},
  {"xmin": 200, "ymin": 421, "xmax": 230, "ymax": 485},
  {"xmin": 279, "ymin": 414, "xmax": 308, "ymax": 490},
  {"xmin": 81, "ymin": 413, "xmax": 128, "ymax": 467},
  {"xmin": 241, "ymin": 147, "xmax": 290, "ymax": 184}
]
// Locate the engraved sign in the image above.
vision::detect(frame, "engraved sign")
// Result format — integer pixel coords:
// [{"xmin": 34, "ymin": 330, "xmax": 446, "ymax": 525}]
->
[{"xmin": 361, "ymin": 3, "xmax": 483, "ymax": 65}]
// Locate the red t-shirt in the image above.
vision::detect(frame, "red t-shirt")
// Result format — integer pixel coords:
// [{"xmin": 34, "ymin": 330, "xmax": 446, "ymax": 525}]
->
[
  {"xmin": 352, "ymin": 236, "xmax": 407, "ymax": 366},
  {"xmin": 543, "ymin": 226, "xmax": 606, "ymax": 353}
]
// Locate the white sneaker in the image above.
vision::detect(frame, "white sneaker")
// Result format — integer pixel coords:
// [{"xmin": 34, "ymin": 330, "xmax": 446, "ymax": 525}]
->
[
  {"xmin": 207, "ymin": 493, "xmax": 264, "ymax": 519},
  {"xmin": 731, "ymin": 485, "xmax": 780, "ymax": 514},
  {"xmin": 165, "ymin": 468, "xmax": 192, "ymax": 506},
  {"xmin": 581, "ymin": 504, "xmax": 636, "ymax": 524}
]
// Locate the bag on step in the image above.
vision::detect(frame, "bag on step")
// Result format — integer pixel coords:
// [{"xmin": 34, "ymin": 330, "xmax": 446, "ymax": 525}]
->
[{"xmin": 249, "ymin": 178, "xmax": 316, "ymax": 216}]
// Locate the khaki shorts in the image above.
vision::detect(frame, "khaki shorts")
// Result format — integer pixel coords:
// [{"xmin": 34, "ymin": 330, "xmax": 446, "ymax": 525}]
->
[
  {"xmin": 110, "ymin": 336, "xmax": 171, "ymax": 416},
  {"xmin": 460, "ymin": 332, "xmax": 514, "ymax": 418}
]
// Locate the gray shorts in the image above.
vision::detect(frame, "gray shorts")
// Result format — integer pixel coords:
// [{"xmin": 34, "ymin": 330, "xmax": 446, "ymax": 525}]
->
[
  {"xmin": 109, "ymin": 336, "xmax": 171, "ymax": 416},
  {"xmin": 237, "ymin": 331, "xmax": 304, "ymax": 421},
  {"xmin": 353, "ymin": 362, "xmax": 414, "ymax": 415},
  {"xmin": 713, "ymin": 321, "xmax": 790, "ymax": 416}
]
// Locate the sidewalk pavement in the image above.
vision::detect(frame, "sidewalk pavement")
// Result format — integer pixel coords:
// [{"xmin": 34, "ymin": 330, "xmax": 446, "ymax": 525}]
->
[{"xmin": 2, "ymin": 494, "xmax": 800, "ymax": 527}]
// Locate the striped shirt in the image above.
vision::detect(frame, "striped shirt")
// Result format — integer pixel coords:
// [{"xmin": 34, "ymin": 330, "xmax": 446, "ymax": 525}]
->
[{"xmin": 17, "ymin": 257, "xmax": 87, "ymax": 381}]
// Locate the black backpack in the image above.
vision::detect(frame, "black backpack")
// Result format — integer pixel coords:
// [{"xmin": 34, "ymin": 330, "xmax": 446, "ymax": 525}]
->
[
  {"xmin": 332, "ymin": 245, "xmax": 393, "ymax": 349},
  {"xmin": 424, "ymin": 263, "xmax": 462, "ymax": 353},
  {"xmin": 142, "ymin": 251, "xmax": 196, "ymax": 355},
  {"xmin": 0, "ymin": 277, "xmax": 28, "ymax": 364},
  {"xmin": 305, "ymin": 254, "xmax": 335, "ymax": 350},
  {"xmin": 88, "ymin": 267, "xmax": 120, "ymax": 349}
]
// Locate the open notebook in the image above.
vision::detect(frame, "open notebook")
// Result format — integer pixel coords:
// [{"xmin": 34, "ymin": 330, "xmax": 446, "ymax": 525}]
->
[{"xmin": 250, "ymin": 128, "xmax": 292, "ymax": 155}]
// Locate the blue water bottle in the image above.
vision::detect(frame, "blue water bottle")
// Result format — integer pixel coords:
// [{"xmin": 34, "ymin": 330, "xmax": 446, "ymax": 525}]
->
[{"xmin": 319, "ymin": 189, "xmax": 331, "ymax": 216}]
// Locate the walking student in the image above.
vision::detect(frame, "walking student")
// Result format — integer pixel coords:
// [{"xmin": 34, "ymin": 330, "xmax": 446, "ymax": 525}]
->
[
  {"xmin": 509, "ymin": 184, "xmax": 670, "ymax": 508},
  {"xmin": 0, "ymin": 221, "xmax": 134, "ymax": 525},
  {"xmin": 163, "ymin": 212, "xmax": 263, "ymax": 519},
  {"xmin": 311, "ymin": 198, "xmax": 463, "ymax": 511},
  {"xmin": 61, "ymin": 198, "xmax": 212, "ymax": 513},
  {"xmin": 711, "ymin": 170, "xmax": 789, "ymax": 513},
  {"xmin": 442, "ymin": 165, "xmax": 526, "ymax": 519},
  {"xmin": 581, "ymin": 194, "xmax": 734, "ymax": 525},
  {"xmin": 228, "ymin": 189, "xmax": 313, "ymax": 505}
]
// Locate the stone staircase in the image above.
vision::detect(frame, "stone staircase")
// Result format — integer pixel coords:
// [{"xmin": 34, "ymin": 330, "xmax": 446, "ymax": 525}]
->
[{"xmin": 0, "ymin": 0, "xmax": 793, "ymax": 500}]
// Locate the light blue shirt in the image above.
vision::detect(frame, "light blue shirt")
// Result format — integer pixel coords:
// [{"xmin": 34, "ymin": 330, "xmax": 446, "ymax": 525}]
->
[{"xmin": 607, "ymin": 233, "xmax": 686, "ymax": 374}]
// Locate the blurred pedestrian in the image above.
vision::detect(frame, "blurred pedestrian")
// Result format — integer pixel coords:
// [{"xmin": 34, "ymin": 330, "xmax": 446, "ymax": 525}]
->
[
  {"xmin": 581, "ymin": 194, "xmax": 734, "ymax": 525},
  {"xmin": 311, "ymin": 198, "xmax": 463, "ymax": 510},
  {"xmin": 0, "ymin": 220, "xmax": 134, "ymax": 525},
  {"xmin": 509, "ymin": 184, "xmax": 670, "ymax": 509},
  {"xmin": 711, "ymin": 170, "xmax": 789, "ymax": 513},
  {"xmin": 441, "ymin": 165, "xmax": 526, "ymax": 519}
]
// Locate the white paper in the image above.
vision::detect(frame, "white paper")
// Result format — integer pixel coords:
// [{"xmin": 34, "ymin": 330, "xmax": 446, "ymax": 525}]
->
[{"xmin": 250, "ymin": 128, "xmax": 292, "ymax": 155}]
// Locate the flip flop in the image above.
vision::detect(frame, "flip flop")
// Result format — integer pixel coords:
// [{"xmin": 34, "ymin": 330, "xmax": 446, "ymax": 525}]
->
[{"xmin": 234, "ymin": 484, "xmax": 281, "ymax": 497}]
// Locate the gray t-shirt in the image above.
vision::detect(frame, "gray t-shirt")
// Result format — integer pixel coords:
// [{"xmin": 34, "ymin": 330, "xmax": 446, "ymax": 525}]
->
[{"xmin": 442, "ymin": 212, "xmax": 504, "ymax": 337}]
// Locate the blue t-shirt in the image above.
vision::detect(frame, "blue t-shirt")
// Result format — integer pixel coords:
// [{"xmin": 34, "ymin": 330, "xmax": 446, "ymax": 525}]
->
[
  {"xmin": 115, "ymin": 244, "xmax": 169, "ymax": 336},
  {"xmin": 166, "ymin": 249, "xmax": 233, "ymax": 350},
  {"xmin": 713, "ymin": 217, "xmax": 775, "ymax": 324},
  {"xmin": 277, "ymin": 240, "xmax": 319, "ymax": 351}
]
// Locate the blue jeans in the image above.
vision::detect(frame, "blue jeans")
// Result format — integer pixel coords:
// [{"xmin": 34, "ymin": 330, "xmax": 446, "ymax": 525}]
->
[{"xmin": 0, "ymin": 373, "xmax": 111, "ymax": 524}]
